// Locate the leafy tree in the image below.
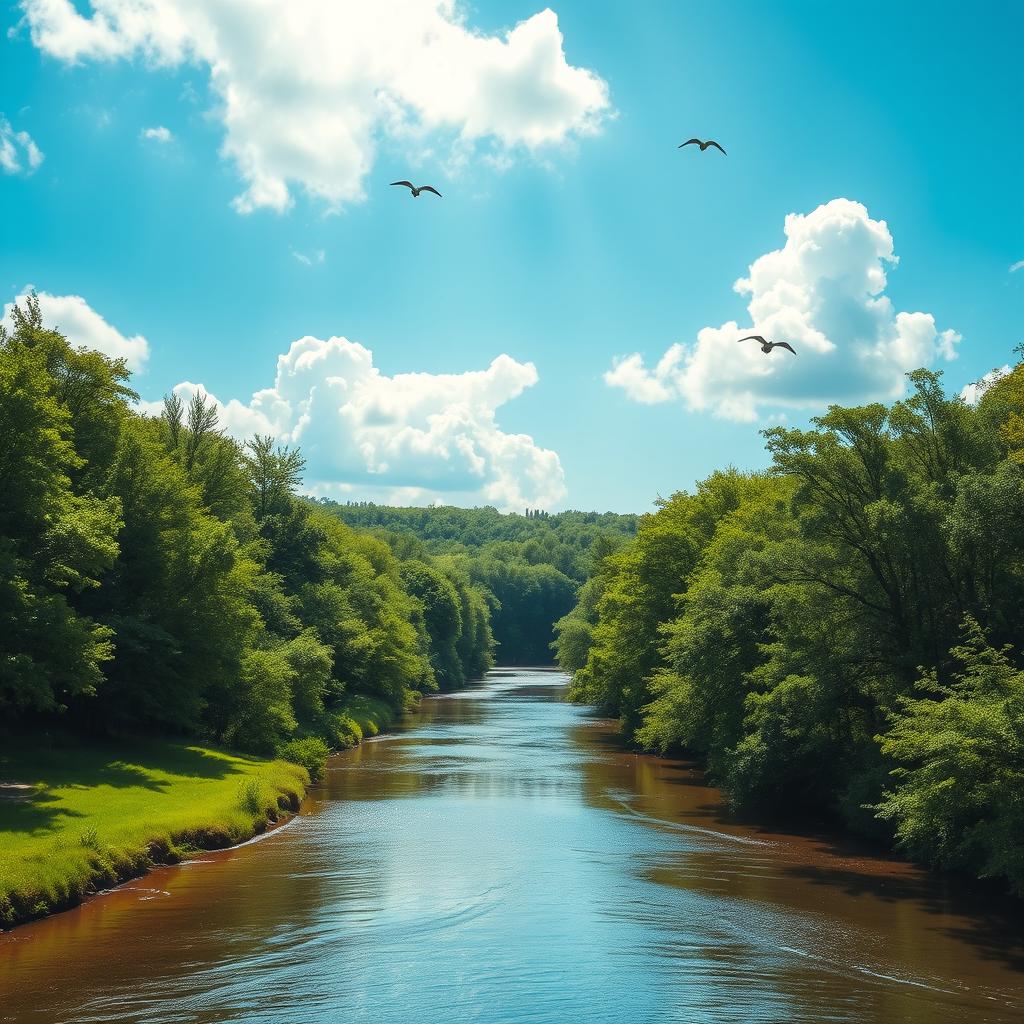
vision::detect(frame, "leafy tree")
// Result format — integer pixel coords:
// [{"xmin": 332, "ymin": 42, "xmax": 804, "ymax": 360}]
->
[
  {"xmin": 400, "ymin": 560, "xmax": 464, "ymax": 688},
  {"xmin": 876, "ymin": 619, "xmax": 1024, "ymax": 892},
  {"xmin": 246, "ymin": 435, "xmax": 306, "ymax": 521},
  {"xmin": 0, "ymin": 306, "xmax": 121, "ymax": 713},
  {"xmin": 84, "ymin": 419, "xmax": 258, "ymax": 733}
]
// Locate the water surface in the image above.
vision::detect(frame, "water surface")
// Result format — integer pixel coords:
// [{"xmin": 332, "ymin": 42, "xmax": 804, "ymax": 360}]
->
[{"xmin": 2, "ymin": 669, "xmax": 1022, "ymax": 1023}]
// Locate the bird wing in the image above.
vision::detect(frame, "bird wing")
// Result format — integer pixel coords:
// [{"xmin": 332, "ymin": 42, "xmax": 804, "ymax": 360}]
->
[
  {"xmin": 775, "ymin": 342, "xmax": 796, "ymax": 354},
  {"xmin": 707, "ymin": 141, "xmax": 727, "ymax": 155},
  {"xmin": 420, "ymin": 185, "xmax": 443, "ymax": 197},
  {"xmin": 737, "ymin": 335, "xmax": 766, "ymax": 344},
  {"xmin": 390, "ymin": 180, "xmax": 415, "ymax": 189},
  {"xmin": 678, "ymin": 138, "xmax": 703, "ymax": 148}
]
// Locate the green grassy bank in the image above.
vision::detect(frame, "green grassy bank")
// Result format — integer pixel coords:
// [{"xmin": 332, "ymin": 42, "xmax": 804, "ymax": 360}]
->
[{"xmin": 0, "ymin": 737, "xmax": 309, "ymax": 930}]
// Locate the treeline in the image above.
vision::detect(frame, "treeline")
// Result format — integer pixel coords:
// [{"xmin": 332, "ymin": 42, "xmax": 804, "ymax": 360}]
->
[
  {"xmin": 557, "ymin": 366, "xmax": 1024, "ymax": 894},
  {"xmin": 0, "ymin": 297, "xmax": 493, "ymax": 764},
  {"xmin": 324, "ymin": 501, "xmax": 638, "ymax": 664}
]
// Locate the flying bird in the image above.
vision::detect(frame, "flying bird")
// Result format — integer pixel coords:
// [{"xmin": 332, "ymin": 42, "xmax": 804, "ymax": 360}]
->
[
  {"xmin": 738, "ymin": 335, "xmax": 796, "ymax": 355},
  {"xmin": 678, "ymin": 138, "xmax": 726, "ymax": 155},
  {"xmin": 390, "ymin": 180, "xmax": 442, "ymax": 198}
]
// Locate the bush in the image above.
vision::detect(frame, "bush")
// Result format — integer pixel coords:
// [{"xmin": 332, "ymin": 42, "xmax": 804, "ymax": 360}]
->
[{"xmin": 276, "ymin": 737, "xmax": 329, "ymax": 782}]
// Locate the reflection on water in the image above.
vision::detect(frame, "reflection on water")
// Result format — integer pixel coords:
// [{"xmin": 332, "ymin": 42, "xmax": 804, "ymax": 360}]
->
[{"xmin": 1, "ymin": 670, "xmax": 1022, "ymax": 1023}]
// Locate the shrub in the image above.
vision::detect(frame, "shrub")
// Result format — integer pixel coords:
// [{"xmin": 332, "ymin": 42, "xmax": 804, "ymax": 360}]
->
[{"xmin": 276, "ymin": 737, "xmax": 329, "ymax": 782}]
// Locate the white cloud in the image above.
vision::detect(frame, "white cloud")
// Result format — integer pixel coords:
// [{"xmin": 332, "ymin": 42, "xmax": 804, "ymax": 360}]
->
[
  {"xmin": 0, "ymin": 115, "xmax": 44, "ymax": 174},
  {"xmin": 139, "ymin": 334, "xmax": 566, "ymax": 510},
  {"xmin": 141, "ymin": 125, "xmax": 172, "ymax": 143},
  {"xmin": 1010, "ymin": 260, "xmax": 1024, "ymax": 274},
  {"xmin": 604, "ymin": 350, "xmax": 679, "ymax": 405},
  {"xmin": 606, "ymin": 199, "xmax": 961, "ymax": 421},
  {"xmin": 21, "ymin": 1, "xmax": 610, "ymax": 213},
  {"xmin": 960, "ymin": 365, "xmax": 1011, "ymax": 406},
  {"xmin": 291, "ymin": 248, "xmax": 325, "ymax": 267},
  {"xmin": 3, "ymin": 288, "xmax": 149, "ymax": 371}
]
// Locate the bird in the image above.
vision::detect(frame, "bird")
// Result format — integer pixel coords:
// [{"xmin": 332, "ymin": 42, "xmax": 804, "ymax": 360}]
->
[
  {"xmin": 738, "ymin": 335, "xmax": 796, "ymax": 355},
  {"xmin": 678, "ymin": 138, "xmax": 726, "ymax": 155},
  {"xmin": 390, "ymin": 180, "xmax": 442, "ymax": 198}
]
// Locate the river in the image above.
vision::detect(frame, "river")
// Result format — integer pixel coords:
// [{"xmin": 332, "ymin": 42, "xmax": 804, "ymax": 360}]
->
[{"xmin": 1, "ymin": 669, "xmax": 1022, "ymax": 1023}]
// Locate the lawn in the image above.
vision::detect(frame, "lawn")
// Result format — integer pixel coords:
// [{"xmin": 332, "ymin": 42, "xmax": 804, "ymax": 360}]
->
[{"xmin": 0, "ymin": 736, "xmax": 308, "ymax": 929}]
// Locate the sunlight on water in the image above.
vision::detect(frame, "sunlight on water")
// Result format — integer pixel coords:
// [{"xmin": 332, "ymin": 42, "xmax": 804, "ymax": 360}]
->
[{"xmin": 2, "ymin": 670, "xmax": 1022, "ymax": 1024}]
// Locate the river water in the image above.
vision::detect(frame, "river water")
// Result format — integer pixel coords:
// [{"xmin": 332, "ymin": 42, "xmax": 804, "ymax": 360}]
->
[{"xmin": 2, "ymin": 669, "xmax": 1022, "ymax": 1023}]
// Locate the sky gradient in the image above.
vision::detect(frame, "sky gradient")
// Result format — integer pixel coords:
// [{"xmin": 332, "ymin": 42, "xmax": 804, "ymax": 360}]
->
[{"xmin": 2, "ymin": 0, "xmax": 1021, "ymax": 512}]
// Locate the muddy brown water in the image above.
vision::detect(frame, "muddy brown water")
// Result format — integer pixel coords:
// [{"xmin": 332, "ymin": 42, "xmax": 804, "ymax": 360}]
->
[{"xmin": 1, "ymin": 669, "xmax": 1022, "ymax": 1023}]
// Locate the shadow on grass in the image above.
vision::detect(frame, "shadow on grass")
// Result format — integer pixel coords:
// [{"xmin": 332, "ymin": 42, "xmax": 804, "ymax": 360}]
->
[
  {"xmin": 0, "ymin": 795, "xmax": 87, "ymax": 837},
  {"xmin": 0, "ymin": 737, "xmax": 250, "ymax": 839}
]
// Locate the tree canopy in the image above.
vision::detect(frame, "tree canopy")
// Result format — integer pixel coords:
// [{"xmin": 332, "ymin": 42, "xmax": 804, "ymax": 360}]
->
[
  {"xmin": 0, "ymin": 297, "xmax": 494, "ymax": 755},
  {"xmin": 558, "ymin": 362, "xmax": 1024, "ymax": 893}
]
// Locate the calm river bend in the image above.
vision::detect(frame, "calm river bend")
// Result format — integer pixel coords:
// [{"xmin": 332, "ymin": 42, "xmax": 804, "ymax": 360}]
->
[{"xmin": 2, "ymin": 669, "xmax": 1023, "ymax": 1023}]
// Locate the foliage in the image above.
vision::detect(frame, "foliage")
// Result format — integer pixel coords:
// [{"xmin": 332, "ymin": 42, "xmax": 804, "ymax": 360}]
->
[
  {"xmin": 276, "ymin": 737, "xmax": 330, "ymax": 782},
  {"xmin": 324, "ymin": 500, "xmax": 636, "ymax": 664},
  {"xmin": 0, "ymin": 297, "xmax": 494, "ymax": 755},
  {"xmin": 563, "ymin": 362, "xmax": 1024, "ymax": 891},
  {"xmin": 875, "ymin": 619, "xmax": 1024, "ymax": 893}
]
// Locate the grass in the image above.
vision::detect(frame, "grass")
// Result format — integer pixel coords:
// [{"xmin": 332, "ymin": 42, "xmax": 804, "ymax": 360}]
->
[{"xmin": 0, "ymin": 735, "xmax": 308, "ymax": 929}]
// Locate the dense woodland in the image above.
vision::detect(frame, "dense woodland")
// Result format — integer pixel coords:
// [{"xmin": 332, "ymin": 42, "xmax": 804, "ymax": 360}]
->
[
  {"xmin": 0, "ymin": 298, "xmax": 634, "ymax": 764},
  {"xmin": 325, "ymin": 502, "xmax": 637, "ymax": 664},
  {"xmin": 556, "ymin": 364, "xmax": 1024, "ymax": 894},
  {"xmin": 0, "ymin": 298, "xmax": 497, "ymax": 764}
]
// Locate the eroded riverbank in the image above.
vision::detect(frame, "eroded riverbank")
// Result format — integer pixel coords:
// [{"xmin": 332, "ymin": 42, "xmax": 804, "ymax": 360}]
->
[{"xmin": 2, "ymin": 669, "xmax": 1022, "ymax": 1023}]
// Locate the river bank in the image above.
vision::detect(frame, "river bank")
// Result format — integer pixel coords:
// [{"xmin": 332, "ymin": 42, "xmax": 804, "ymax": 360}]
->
[
  {"xmin": 2, "ymin": 671, "xmax": 1024, "ymax": 1024},
  {"xmin": 0, "ymin": 687, "xmax": 426, "ymax": 932},
  {"xmin": 0, "ymin": 737, "xmax": 309, "ymax": 930},
  {"xmin": 3, "ymin": 670, "xmax": 1022, "ymax": 1023}
]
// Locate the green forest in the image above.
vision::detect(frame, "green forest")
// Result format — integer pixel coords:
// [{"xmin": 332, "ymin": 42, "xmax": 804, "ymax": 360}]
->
[
  {"xmin": 556, "ymin": 363, "xmax": 1024, "ymax": 894},
  {"xmin": 0, "ymin": 297, "xmax": 634, "ymax": 759},
  {"xmin": 0, "ymin": 297, "xmax": 499, "ymax": 765},
  {"xmin": 324, "ymin": 501, "xmax": 637, "ymax": 664}
]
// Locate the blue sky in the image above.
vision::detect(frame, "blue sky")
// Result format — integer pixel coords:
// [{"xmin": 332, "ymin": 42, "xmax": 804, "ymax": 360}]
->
[{"xmin": 2, "ymin": 0, "xmax": 1021, "ymax": 512}]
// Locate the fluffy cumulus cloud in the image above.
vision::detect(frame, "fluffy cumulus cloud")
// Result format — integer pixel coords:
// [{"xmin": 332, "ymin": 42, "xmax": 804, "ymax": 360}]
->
[
  {"xmin": 606, "ymin": 199, "xmax": 962, "ymax": 421},
  {"xmin": 3, "ymin": 287, "xmax": 149, "ymax": 370},
  {"xmin": 139, "ymin": 335, "xmax": 566, "ymax": 510},
  {"xmin": 20, "ymin": 0, "xmax": 609, "ymax": 213},
  {"xmin": 0, "ymin": 115, "xmax": 44, "ymax": 174}
]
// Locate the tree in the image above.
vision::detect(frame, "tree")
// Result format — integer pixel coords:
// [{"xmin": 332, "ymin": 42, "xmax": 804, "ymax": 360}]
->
[
  {"xmin": 245, "ymin": 435, "xmax": 306, "ymax": 521},
  {"xmin": 875, "ymin": 619, "xmax": 1024, "ymax": 893},
  {"xmin": 0, "ymin": 306, "xmax": 122, "ymax": 714}
]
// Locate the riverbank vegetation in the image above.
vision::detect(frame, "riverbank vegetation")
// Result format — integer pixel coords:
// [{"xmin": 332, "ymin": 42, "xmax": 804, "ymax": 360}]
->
[
  {"xmin": 0, "ymin": 295, "xmax": 495, "ymax": 762},
  {"xmin": 0, "ymin": 297, "xmax": 632, "ymax": 926},
  {"xmin": 0, "ymin": 736, "xmax": 307, "ymax": 928},
  {"xmin": 325, "ymin": 502, "xmax": 637, "ymax": 663},
  {"xmin": 557, "ymin": 363, "xmax": 1024, "ymax": 894}
]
